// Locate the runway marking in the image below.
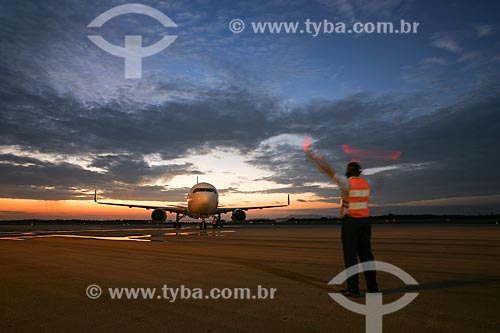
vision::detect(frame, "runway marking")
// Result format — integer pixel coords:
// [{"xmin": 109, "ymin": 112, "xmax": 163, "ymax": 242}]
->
[
  {"xmin": 0, "ymin": 227, "xmax": 183, "ymax": 236},
  {"xmin": 0, "ymin": 229, "xmax": 236, "ymax": 241},
  {"xmin": 49, "ymin": 234, "xmax": 153, "ymax": 242},
  {"xmin": 0, "ymin": 234, "xmax": 161, "ymax": 242},
  {"xmin": 164, "ymin": 230, "xmax": 236, "ymax": 236}
]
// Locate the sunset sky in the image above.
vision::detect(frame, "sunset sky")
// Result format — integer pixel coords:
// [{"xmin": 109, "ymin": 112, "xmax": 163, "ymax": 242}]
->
[{"xmin": 1, "ymin": 0, "xmax": 499, "ymax": 220}]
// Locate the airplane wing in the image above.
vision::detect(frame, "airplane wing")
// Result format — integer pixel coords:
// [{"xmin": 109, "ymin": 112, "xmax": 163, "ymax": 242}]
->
[
  {"xmin": 215, "ymin": 195, "xmax": 290, "ymax": 214},
  {"xmin": 93, "ymin": 191, "xmax": 188, "ymax": 214}
]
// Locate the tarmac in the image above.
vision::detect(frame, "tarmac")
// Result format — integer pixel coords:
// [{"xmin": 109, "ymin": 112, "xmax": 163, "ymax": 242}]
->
[{"xmin": 0, "ymin": 224, "xmax": 499, "ymax": 332}]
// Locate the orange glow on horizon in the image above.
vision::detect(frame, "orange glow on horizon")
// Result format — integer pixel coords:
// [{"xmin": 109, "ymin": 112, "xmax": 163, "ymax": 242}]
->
[{"xmin": 0, "ymin": 197, "xmax": 340, "ymax": 220}]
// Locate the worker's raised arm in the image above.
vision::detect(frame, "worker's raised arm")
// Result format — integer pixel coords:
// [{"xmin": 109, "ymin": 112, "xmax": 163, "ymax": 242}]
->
[{"xmin": 304, "ymin": 146, "xmax": 337, "ymax": 178}]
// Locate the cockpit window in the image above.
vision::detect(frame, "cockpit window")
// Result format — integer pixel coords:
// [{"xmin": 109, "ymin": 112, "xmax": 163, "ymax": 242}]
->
[{"xmin": 193, "ymin": 188, "xmax": 216, "ymax": 193}]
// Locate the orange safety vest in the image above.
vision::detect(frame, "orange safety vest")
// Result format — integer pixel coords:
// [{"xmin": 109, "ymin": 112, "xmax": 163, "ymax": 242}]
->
[{"xmin": 343, "ymin": 177, "xmax": 370, "ymax": 218}]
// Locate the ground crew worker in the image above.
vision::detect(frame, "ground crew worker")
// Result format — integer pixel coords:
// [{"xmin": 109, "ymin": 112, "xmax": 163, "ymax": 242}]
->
[{"xmin": 305, "ymin": 147, "xmax": 379, "ymax": 298}]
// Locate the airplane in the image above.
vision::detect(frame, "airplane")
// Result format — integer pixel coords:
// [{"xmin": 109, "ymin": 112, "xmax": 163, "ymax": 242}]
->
[{"xmin": 94, "ymin": 181, "xmax": 290, "ymax": 230}]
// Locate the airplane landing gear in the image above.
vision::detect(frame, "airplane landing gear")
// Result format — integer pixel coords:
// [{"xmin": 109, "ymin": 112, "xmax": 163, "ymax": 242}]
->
[
  {"xmin": 174, "ymin": 213, "xmax": 184, "ymax": 229},
  {"xmin": 200, "ymin": 219, "xmax": 207, "ymax": 230}
]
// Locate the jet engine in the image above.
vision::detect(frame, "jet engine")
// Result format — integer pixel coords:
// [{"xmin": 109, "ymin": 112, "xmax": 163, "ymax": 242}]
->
[
  {"xmin": 231, "ymin": 209, "xmax": 246, "ymax": 223},
  {"xmin": 151, "ymin": 208, "xmax": 167, "ymax": 223}
]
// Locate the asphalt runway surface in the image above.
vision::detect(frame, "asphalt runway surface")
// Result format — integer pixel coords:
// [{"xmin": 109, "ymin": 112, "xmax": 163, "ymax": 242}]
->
[{"xmin": 0, "ymin": 224, "xmax": 499, "ymax": 332}]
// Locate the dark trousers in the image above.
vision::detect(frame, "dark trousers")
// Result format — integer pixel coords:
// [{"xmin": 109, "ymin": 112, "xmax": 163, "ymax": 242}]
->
[{"xmin": 341, "ymin": 217, "xmax": 378, "ymax": 292}]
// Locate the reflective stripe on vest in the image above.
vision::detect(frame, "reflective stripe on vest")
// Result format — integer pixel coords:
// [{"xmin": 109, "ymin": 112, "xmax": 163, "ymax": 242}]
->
[
  {"xmin": 349, "ymin": 189, "xmax": 370, "ymax": 197},
  {"xmin": 348, "ymin": 202, "xmax": 368, "ymax": 210},
  {"xmin": 347, "ymin": 177, "xmax": 370, "ymax": 218}
]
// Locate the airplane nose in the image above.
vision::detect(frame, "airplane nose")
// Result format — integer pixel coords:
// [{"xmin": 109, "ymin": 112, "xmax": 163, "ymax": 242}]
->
[{"xmin": 191, "ymin": 192, "xmax": 217, "ymax": 213}]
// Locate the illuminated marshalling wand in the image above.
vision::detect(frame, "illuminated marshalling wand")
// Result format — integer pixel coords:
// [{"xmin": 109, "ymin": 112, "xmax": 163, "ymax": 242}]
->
[{"xmin": 94, "ymin": 184, "xmax": 290, "ymax": 231}]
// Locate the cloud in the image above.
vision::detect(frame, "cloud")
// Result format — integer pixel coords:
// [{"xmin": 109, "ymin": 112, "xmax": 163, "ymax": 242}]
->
[
  {"xmin": 474, "ymin": 24, "xmax": 494, "ymax": 38},
  {"xmin": 457, "ymin": 51, "xmax": 481, "ymax": 63},
  {"xmin": 419, "ymin": 57, "xmax": 448, "ymax": 66},
  {"xmin": 316, "ymin": 0, "xmax": 413, "ymax": 21},
  {"xmin": 431, "ymin": 33, "xmax": 463, "ymax": 53}
]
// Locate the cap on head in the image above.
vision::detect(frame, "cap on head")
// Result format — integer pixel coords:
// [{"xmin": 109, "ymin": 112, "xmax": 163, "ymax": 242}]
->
[{"xmin": 345, "ymin": 161, "xmax": 362, "ymax": 177}]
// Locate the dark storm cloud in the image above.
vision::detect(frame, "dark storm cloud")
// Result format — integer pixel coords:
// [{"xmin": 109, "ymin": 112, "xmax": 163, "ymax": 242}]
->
[
  {"xmin": 0, "ymin": 75, "xmax": 285, "ymax": 156},
  {"xmin": 246, "ymin": 84, "xmax": 500, "ymax": 205},
  {"xmin": 0, "ymin": 0, "xmax": 287, "ymax": 160},
  {"xmin": 0, "ymin": 155, "xmax": 104, "ymax": 200},
  {"xmin": 89, "ymin": 154, "xmax": 197, "ymax": 184},
  {"xmin": 0, "ymin": 154, "xmax": 105, "ymax": 187},
  {"xmin": 0, "ymin": 152, "xmax": 197, "ymax": 200}
]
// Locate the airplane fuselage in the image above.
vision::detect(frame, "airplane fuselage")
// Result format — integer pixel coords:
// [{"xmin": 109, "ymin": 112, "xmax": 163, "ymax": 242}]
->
[{"xmin": 187, "ymin": 182, "xmax": 219, "ymax": 218}]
